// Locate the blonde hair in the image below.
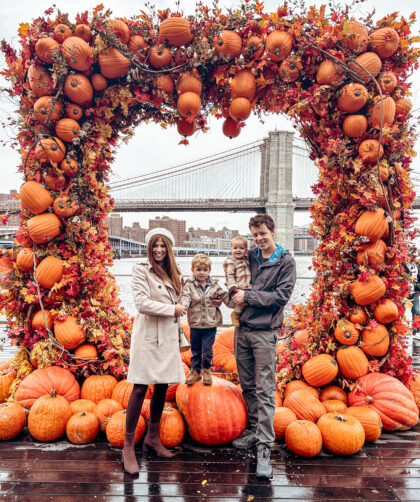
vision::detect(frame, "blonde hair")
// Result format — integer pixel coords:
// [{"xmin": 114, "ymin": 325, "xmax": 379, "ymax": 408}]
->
[
  {"xmin": 231, "ymin": 236, "xmax": 248, "ymax": 247},
  {"xmin": 147, "ymin": 234, "xmax": 182, "ymax": 295},
  {"xmin": 191, "ymin": 253, "xmax": 211, "ymax": 271}
]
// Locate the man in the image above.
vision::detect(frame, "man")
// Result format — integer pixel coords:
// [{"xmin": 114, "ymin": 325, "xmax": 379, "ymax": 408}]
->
[{"xmin": 231, "ymin": 214, "xmax": 296, "ymax": 479}]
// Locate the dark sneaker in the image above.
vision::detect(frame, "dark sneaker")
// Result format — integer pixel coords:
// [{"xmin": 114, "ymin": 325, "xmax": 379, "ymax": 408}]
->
[
  {"xmin": 232, "ymin": 429, "xmax": 257, "ymax": 449},
  {"xmin": 201, "ymin": 368, "xmax": 213, "ymax": 386},
  {"xmin": 185, "ymin": 369, "xmax": 201, "ymax": 386},
  {"xmin": 256, "ymin": 444, "xmax": 273, "ymax": 479}
]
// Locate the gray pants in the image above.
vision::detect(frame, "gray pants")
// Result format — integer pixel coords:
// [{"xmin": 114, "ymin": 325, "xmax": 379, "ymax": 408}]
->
[{"xmin": 234, "ymin": 327, "xmax": 277, "ymax": 446}]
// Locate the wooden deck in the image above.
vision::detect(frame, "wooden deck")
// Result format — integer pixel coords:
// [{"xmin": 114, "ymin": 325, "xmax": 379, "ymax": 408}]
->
[{"xmin": 0, "ymin": 338, "xmax": 419, "ymax": 502}]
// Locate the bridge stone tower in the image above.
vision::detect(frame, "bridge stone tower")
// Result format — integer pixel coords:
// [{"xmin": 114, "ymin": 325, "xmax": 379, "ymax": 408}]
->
[{"xmin": 260, "ymin": 130, "xmax": 295, "ymax": 253}]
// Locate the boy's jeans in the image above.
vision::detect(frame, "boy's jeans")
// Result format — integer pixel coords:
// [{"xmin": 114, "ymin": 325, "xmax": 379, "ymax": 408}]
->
[{"xmin": 190, "ymin": 327, "xmax": 217, "ymax": 371}]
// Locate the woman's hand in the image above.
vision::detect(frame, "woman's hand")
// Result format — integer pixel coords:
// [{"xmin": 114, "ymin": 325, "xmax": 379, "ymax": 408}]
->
[{"xmin": 174, "ymin": 304, "xmax": 187, "ymax": 317}]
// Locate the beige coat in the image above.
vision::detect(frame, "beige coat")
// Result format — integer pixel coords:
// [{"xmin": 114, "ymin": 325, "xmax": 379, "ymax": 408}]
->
[
  {"xmin": 127, "ymin": 262, "xmax": 185, "ymax": 385},
  {"xmin": 179, "ymin": 277, "xmax": 233, "ymax": 329}
]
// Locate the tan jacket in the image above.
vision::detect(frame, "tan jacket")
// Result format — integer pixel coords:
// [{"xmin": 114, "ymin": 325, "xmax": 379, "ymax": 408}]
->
[
  {"xmin": 127, "ymin": 262, "xmax": 185, "ymax": 385},
  {"xmin": 179, "ymin": 277, "xmax": 233, "ymax": 329}
]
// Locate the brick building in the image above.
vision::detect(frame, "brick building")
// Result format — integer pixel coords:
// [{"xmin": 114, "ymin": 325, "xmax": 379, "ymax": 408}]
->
[
  {"xmin": 149, "ymin": 216, "xmax": 186, "ymax": 246},
  {"xmin": 106, "ymin": 213, "xmax": 123, "ymax": 237}
]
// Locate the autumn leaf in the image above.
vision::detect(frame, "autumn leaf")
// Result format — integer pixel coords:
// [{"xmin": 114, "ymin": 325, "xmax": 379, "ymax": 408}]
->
[{"xmin": 18, "ymin": 23, "xmax": 29, "ymax": 37}]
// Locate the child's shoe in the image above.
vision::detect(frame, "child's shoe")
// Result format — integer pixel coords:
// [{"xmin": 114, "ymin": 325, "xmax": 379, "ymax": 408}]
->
[
  {"xmin": 185, "ymin": 369, "xmax": 201, "ymax": 386},
  {"xmin": 201, "ymin": 368, "xmax": 213, "ymax": 386},
  {"xmin": 231, "ymin": 312, "xmax": 240, "ymax": 327}
]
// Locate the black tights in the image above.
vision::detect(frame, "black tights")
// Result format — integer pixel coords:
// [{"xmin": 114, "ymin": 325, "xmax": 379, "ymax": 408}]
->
[{"xmin": 125, "ymin": 383, "xmax": 169, "ymax": 434}]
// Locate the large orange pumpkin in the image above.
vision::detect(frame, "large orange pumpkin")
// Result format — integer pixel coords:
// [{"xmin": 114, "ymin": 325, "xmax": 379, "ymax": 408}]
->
[
  {"xmin": 176, "ymin": 376, "xmax": 247, "ymax": 445},
  {"xmin": 212, "ymin": 327, "xmax": 236, "ymax": 373},
  {"xmin": 54, "ymin": 316, "xmax": 86, "ymax": 350},
  {"xmin": 356, "ymin": 239, "xmax": 387, "ymax": 266},
  {"xmin": 370, "ymin": 27, "xmax": 400, "ymax": 59},
  {"xmin": 317, "ymin": 413, "xmax": 365, "ymax": 455},
  {"xmin": 336, "ymin": 345, "xmax": 369, "ymax": 380},
  {"xmin": 355, "ymin": 208, "xmax": 388, "ymax": 242},
  {"xmin": 230, "ymin": 69, "xmax": 256, "ymax": 100},
  {"xmin": 373, "ymin": 299, "xmax": 399, "ymax": 324},
  {"xmin": 81, "ymin": 374, "xmax": 118, "ymax": 404},
  {"xmin": 27, "ymin": 213, "xmax": 62, "ymax": 244},
  {"xmin": 349, "ymin": 274, "xmax": 386, "ymax": 305},
  {"xmin": 229, "ymin": 97, "xmax": 252, "ymax": 121},
  {"xmin": 14, "ymin": 366, "xmax": 80, "ymax": 409},
  {"xmin": 159, "ymin": 17, "xmax": 193, "ymax": 47},
  {"xmin": 94, "ymin": 398, "xmax": 124, "ymax": 432},
  {"xmin": 159, "ymin": 407, "xmax": 185, "ymax": 447},
  {"xmin": 106, "ymin": 410, "xmax": 145, "ymax": 448},
  {"xmin": 348, "ymin": 373, "xmax": 419, "ymax": 430},
  {"xmin": 284, "ymin": 380, "xmax": 318, "ymax": 400},
  {"xmin": 111, "ymin": 379, "xmax": 133, "ymax": 408},
  {"xmin": 266, "ymin": 30, "xmax": 292, "ymax": 61},
  {"xmin": 283, "ymin": 390, "xmax": 326, "ymax": 422},
  {"xmin": 342, "ymin": 114, "xmax": 368, "ymax": 137},
  {"xmin": 360, "ymin": 324, "xmax": 389, "ymax": 357},
  {"xmin": 20, "ymin": 181, "xmax": 53, "ymax": 215},
  {"xmin": 341, "ymin": 20, "xmax": 368, "ymax": 53},
  {"xmin": 302, "ymin": 354, "xmax": 338, "ymax": 386},
  {"xmin": 99, "ymin": 48, "xmax": 130, "ymax": 78},
  {"xmin": 35, "ymin": 37, "xmax": 60, "ymax": 64},
  {"xmin": 62, "ymin": 36, "xmax": 93, "ymax": 71},
  {"xmin": 66, "ymin": 411, "xmax": 99, "ymax": 444},
  {"xmin": 213, "ymin": 30, "xmax": 242, "ymax": 58},
  {"xmin": 28, "ymin": 389, "xmax": 72, "ymax": 441},
  {"xmin": 348, "ymin": 52, "xmax": 382, "ymax": 83}
]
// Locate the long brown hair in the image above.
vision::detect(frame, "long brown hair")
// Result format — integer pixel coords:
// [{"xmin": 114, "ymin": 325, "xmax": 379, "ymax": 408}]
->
[{"xmin": 147, "ymin": 234, "xmax": 182, "ymax": 295}]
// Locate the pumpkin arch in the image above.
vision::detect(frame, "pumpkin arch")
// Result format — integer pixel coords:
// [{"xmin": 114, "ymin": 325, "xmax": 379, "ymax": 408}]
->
[{"xmin": 0, "ymin": 2, "xmax": 417, "ymax": 399}]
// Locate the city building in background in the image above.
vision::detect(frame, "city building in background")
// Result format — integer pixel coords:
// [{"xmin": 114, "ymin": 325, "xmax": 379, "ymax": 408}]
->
[{"xmin": 149, "ymin": 216, "xmax": 186, "ymax": 246}]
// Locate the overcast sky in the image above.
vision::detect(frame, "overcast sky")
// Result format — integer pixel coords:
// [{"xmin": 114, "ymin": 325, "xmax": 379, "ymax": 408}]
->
[{"xmin": 0, "ymin": 0, "xmax": 418, "ymax": 234}]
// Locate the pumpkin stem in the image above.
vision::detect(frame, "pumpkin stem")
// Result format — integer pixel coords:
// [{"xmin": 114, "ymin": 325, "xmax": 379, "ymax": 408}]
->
[
  {"xmin": 335, "ymin": 414, "xmax": 346, "ymax": 422},
  {"xmin": 80, "ymin": 411, "xmax": 86, "ymax": 416},
  {"xmin": 50, "ymin": 388, "xmax": 57, "ymax": 398},
  {"xmin": 365, "ymin": 395, "xmax": 374, "ymax": 403}
]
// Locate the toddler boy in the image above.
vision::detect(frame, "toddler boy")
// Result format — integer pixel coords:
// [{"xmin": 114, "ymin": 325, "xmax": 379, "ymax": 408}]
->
[
  {"xmin": 223, "ymin": 236, "xmax": 251, "ymax": 326},
  {"xmin": 179, "ymin": 254, "xmax": 232, "ymax": 386}
]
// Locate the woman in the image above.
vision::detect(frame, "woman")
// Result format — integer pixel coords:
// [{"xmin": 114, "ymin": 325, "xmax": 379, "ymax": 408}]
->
[{"xmin": 122, "ymin": 228, "xmax": 187, "ymax": 475}]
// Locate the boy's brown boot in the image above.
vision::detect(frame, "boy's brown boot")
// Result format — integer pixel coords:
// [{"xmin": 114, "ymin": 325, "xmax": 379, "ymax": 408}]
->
[
  {"xmin": 185, "ymin": 369, "xmax": 201, "ymax": 386},
  {"xmin": 201, "ymin": 368, "xmax": 213, "ymax": 386},
  {"xmin": 231, "ymin": 312, "xmax": 240, "ymax": 327}
]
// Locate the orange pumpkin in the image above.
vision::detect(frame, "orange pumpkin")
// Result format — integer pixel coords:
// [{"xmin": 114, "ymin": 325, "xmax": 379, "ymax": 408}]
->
[
  {"xmin": 348, "ymin": 52, "xmax": 382, "ymax": 83},
  {"xmin": 128, "ymin": 35, "xmax": 148, "ymax": 54},
  {"xmin": 322, "ymin": 399, "xmax": 347, "ymax": 414},
  {"xmin": 74, "ymin": 24, "xmax": 92, "ymax": 42},
  {"xmin": 74, "ymin": 343, "xmax": 98, "ymax": 364},
  {"xmin": 284, "ymin": 380, "xmax": 319, "ymax": 400},
  {"xmin": 174, "ymin": 47, "xmax": 188, "ymax": 64},
  {"xmin": 278, "ymin": 58, "xmax": 301, "ymax": 82},
  {"xmin": 177, "ymin": 118, "xmax": 196, "ymax": 137},
  {"xmin": 370, "ymin": 28, "xmax": 400, "ymax": 59},
  {"xmin": 336, "ymin": 345, "xmax": 369, "ymax": 380},
  {"xmin": 378, "ymin": 72, "xmax": 398, "ymax": 94},
  {"xmin": 60, "ymin": 157, "xmax": 79, "ymax": 178},
  {"xmin": 54, "ymin": 24, "xmax": 72, "ymax": 42},
  {"xmin": 177, "ymin": 92, "xmax": 201, "ymax": 117},
  {"xmin": 356, "ymin": 239, "xmax": 387, "ymax": 267},
  {"xmin": 16, "ymin": 248, "xmax": 36, "ymax": 272},
  {"xmin": 35, "ymin": 255, "xmax": 64, "ymax": 289},
  {"xmin": 302, "ymin": 354, "xmax": 338, "ymax": 386},
  {"xmin": 229, "ymin": 97, "xmax": 252, "ymax": 121},
  {"xmin": 334, "ymin": 320, "xmax": 359, "ymax": 345},
  {"xmin": 245, "ymin": 36, "xmax": 264, "ymax": 60},
  {"xmin": 43, "ymin": 169, "xmax": 66, "ymax": 191},
  {"xmin": 348, "ymin": 372, "xmax": 419, "ymax": 430},
  {"xmin": 345, "ymin": 406, "xmax": 382, "ymax": 441},
  {"xmin": 341, "ymin": 20, "xmax": 368, "ymax": 53},
  {"xmin": 320, "ymin": 385, "xmax": 348, "ymax": 404},
  {"xmin": 212, "ymin": 327, "xmax": 236, "ymax": 373},
  {"xmin": 81, "ymin": 374, "xmax": 118, "ymax": 404},
  {"xmin": 213, "ymin": 30, "xmax": 242, "ymax": 58},
  {"xmin": 266, "ymin": 30, "xmax": 292, "ymax": 62},
  {"xmin": 349, "ymin": 274, "xmax": 386, "ymax": 306},
  {"xmin": 148, "ymin": 46, "xmax": 172, "ymax": 69},
  {"xmin": 14, "ymin": 366, "xmax": 80, "ymax": 409},
  {"xmin": 177, "ymin": 72, "xmax": 202, "ymax": 95},
  {"xmin": 373, "ymin": 299, "xmax": 399, "ymax": 324},
  {"xmin": 342, "ymin": 114, "xmax": 367, "ymax": 137},
  {"xmin": 55, "ymin": 118, "xmax": 80, "ymax": 142},
  {"xmin": 285, "ymin": 420, "xmax": 323, "ymax": 457},
  {"xmin": 62, "ymin": 37, "xmax": 93, "ymax": 72},
  {"xmin": 91, "ymin": 74, "xmax": 107, "ymax": 92},
  {"xmin": 111, "ymin": 380, "xmax": 133, "ymax": 408},
  {"xmin": 349, "ymin": 307, "xmax": 367, "ymax": 325},
  {"xmin": 35, "ymin": 137, "xmax": 66, "ymax": 164},
  {"xmin": 107, "ymin": 19, "xmax": 131, "ymax": 44},
  {"xmin": 337, "ymin": 83, "xmax": 368, "ymax": 113},
  {"xmin": 273, "ymin": 406, "xmax": 297, "ymax": 440},
  {"xmin": 27, "ymin": 213, "xmax": 62, "ymax": 244},
  {"xmin": 159, "ymin": 17, "xmax": 193, "ymax": 47},
  {"xmin": 69, "ymin": 399, "xmax": 96, "ymax": 415},
  {"xmin": 354, "ymin": 208, "xmax": 388, "ymax": 242},
  {"xmin": 368, "ymin": 96, "xmax": 396, "ymax": 129},
  {"xmin": 222, "ymin": 118, "xmax": 241, "ymax": 138},
  {"xmin": 35, "ymin": 37, "xmax": 61, "ymax": 64},
  {"xmin": 159, "ymin": 407, "xmax": 185, "ymax": 447},
  {"xmin": 27, "ymin": 64, "xmax": 54, "ymax": 98},
  {"xmin": 230, "ymin": 69, "xmax": 256, "ymax": 100},
  {"xmin": 54, "ymin": 316, "xmax": 86, "ymax": 350},
  {"xmin": 395, "ymin": 97, "xmax": 412, "ymax": 117},
  {"xmin": 28, "ymin": 389, "xmax": 72, "ymax": 441},
  {"xmin": 64, "ymin": 73, "xmax": 93, "ymax": 104},
  {"xmin": 155, "ymin": 75, "xmax": 174, "ymax": 94},
  {"xmin": 106, "ymin": 409, "xmax": 146, "ymax": 448},
  {"xmin": 358, "ymin": 139, "xmax": 384, "ymax": 164},
  {"xmin": 407, "ymin": 371, "xmax": 420, "ymax": 412},
  {"xmin": 99, "ymin": 48, "xmax": 131, "ymax": 78},
  {"xmin": 360, "ymin": 324, "xmax": 389, "ymax": 357},
  {"xmin": 53, "ymin": 195, "xmax": 78, "ymax": 218},
  {"xmin": 0, "ymin": 402, "xmax": 26, "ymax": 440},
  {"xmin": 283, "ymin": 390, "xmax": 326, "ymax": 422},
  {"xmin": 317, "ymin": 413, "xmax": 365, "ymax": 455},
  {"xmin": 0, "ymin": 365, "xmax": 16, "ymax": 403},
  {"xmin": 293, "ymin": 329, "xmax": 310, "ymax": 347},
  {"xmin": 66, "ymin": 411, "xmax": 99, "ymax": 444},
  {"xmin": 34, "ymin": 96, "xmax": 63, "ymax": 124},
  {"xmin": 94, "ymin": 398, "xmax": 124, "ymax": 432},
  {"xmin": 65, "ymin": 103, "xmax": 83, "ymax": 120},
  {"xmin": 316, "ymin": 59, "xmax": 343, "ymax": 86},
  {"xmin": 20, "ymin": 181, "xmax": 53, "ymax": 215}
]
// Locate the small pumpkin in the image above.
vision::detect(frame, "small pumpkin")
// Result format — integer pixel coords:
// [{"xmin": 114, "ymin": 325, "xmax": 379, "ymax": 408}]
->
[
  {"xmin": 177, "ymin": 72, "xmax": 202, "ymax": 95},
  {"xmin": 54, "ymin": 316, "xmax": 86, "ymax": 350},
  {"xmin": 35, "ymin": 37, "xmax": 61, "ymax": 64},
  {"xmin": 213, "ymin": 30, "xmax": 242, "ymax": 58},
  {"xmin": 35, "ymin": 137, "xmax": 66, "ymax": 164},
  {"xmin": 341, "ymin": 20, "xmax": 368, "ymax": 53},
  {"xmin": 348, "ymin": 52, "xmax": 382, "ymax": 83},
  {"xmin": 66, "ymin": 411, "xmax": 99, "ymax": 444},
  {"xmin": 81, "ymin": 374, "xmax": 118, "ymax": 404},
  {"xmin": 302, "ymin": 354, "xmax": 338, "ymax": 387},
  {"xmin": 64, "ymin": 74, "xmax": 93, "ymax": 105},
  {"xmin": 354, "ymin": 207, "xmax": 388, "ymax": 242},
  {"xmin": 65, "ymin": 103, "xmax": 83, "ymax": 120},
  {"xmin": 0, "ymin": 366, "xmax": 17, "ymax": 403},
  {"xmin": 358, "ymin": 139, "xmax": 384, "ymax": 165},
  {"xmin": 62, "ymin": 36, "xmax": 94, "ymax": 72},
  {"xmin": 320, "ymin": 386, "xmax": 348, "ymax": 404},
  {"xmin": 278, "ymin": 58, "xmax": 300, "ymax": 82},
  {"xmin": 336, "ymin": 345, "xmax": 369, "ymax": 380},
  {"xmin": 43, "ymin": 169, "xmax": 66, "ymax": 191},
  {"xmin": 107, "ymin": 19, "xmax": 131, "ymax": 44},
  {"xmin": 283, "ymin": 390, "xmax": 326, "ymax": 422},
  {"xmin": 28, "ymin": 389, "xmax": 72, "ymax": 441},
  {"xmin": 273, "ymin": 406, "xmax": 297, "ymax": 440},
  {"xmin": 316, "ymin": 59, "xmax": 343, "ymax": 86},
  {"xmin": 111, "ymin": 380, "xmax": 133, "ymax": 409},
  {"xmin": 20, "ymin": 181, "xmax": 53, "ymax": 215},
  {"xmin": 230, "ymin": 69, "xmax": 256, "ymax": 100},
  {"xmin": 378, "ymin": 72, "xmax": 398, "ymax": 94},
  {"xmin": 0, "ymin": 402, "xmax": 26, "ymax": 440},
  {"xmin": 370, "ymin": 27, "xmax": 400, "ymax": 59},
  {"xmin": 60, "ymin": 157, "xmax": 78, "ymax": 178},
  {"xmin": 32, "ymin": 308, "xmax": 53, "ymax": 331},
  {"xmin": 349, "ymin": 307, "xmax": 367, "ymax": 325},
  {"xmin": 106, "ymin": 409, "xmax": 146, "ymax": 448},
  {"xmin": 317, "ymin": 413, "xmax": 365, "ymax": 455},
  {"xmin": 53, "ymin": 195, "xmax": 78, "ymax": 218},
  {"xmin": 74, "ymin": 343, "xmax": 98, "ymax": 364},
  {"xmin": 337, "ymin": 83, "xmax": 368, "ymax": 113},
  {"xmin": 285, "ymin": 420, "xmax": 323, "ymax": 457},
  {"xmin": 334, "ymin": 320, "xmax": 359, "ymax": 345},
  {"xmin": 54, "ymin": 24, "xmax": 72, "ymax": 43},
  {"xmin": 395, "ymin": 97, "xmax": 412, "ymax": 117},
  {"xmin": 356, "ymin": 239, "xmax": 387, "ymax": 266},
  {"xmin": 349, "ymin": 274, "xmax": 386, "ymax": 306},
  {"xmin": 266, "ymin": 30, "xmax": 292, "ymax": 62},
  {"xmin": 345, "ymin": 406, "xmax": 382, "ymax": 441},
  {"xmin": 34, "ymin": 96, "xmax": 63, "ymax": 124},
  {"xmin": 128, "ymin": 35, "xmax": 148, "ymax": 54},
  {"xmin": 360, "ymin": 324, "xmax": 389, "ymax": 357},
  {"xmin": 159, "ymin": 17, "xmax": 193, "ymax": 47},
  {"xmin": 155, "ymin": 75, "xmax": 174, "ymax": 94},
  {"xmin": 159, "ymin": 407, "xmax": 185, "ymax": 447},
  {"xmin": 27, "ymin": 64, "xmax": 54, "ymax": 98},
  {"xmin": 229, "ymin": 97, "xmax": 252, "ymax": 121},
  {"xmin": 16, "ymin": 248, "xmax": 36, "ymax": 272},
  {"xmin": 55, "ymin": 118, "xmax": 80, "ymax": 142},
  {"xmin": 91, "ymin": 74, "xmax": 107, "ymax": 92},
  {"xmin": 342, "ymin": 115, "xmax": 367, "ymax": 137},
  {"xmin": 148, "ymin": 46, "xmax": 172, "ymax": 69},
  {"xmin": 74, "ymin": 24, "xmax": 92, "ymax": 42},
  {"xmin": 222, "ymin": 118, "xmax": 241, "ymax": 138},
  {"xmin": 368, "ymin": 95, "xmax": 396, "ymax": 129},
  {"xmin": 177, "ymin": 118, "xmax": 196, "ymax": 138},
  {"xmin": 177, "ymin": 92, "xmax": 201, "ymax": 117},
  {"xmin": 69, "ymin": 399, "xmax": 96, "ymax": 415},
  {"xmin": 94, "ymin": 398, "xmax": 123, "ymax": 432},
  {"xmin": 245, "ymin": 36, "xmax": 264, "ymax": 60},
  {"xmin": 322, "ymin": 399, "xmax": 347, "ymax": 414},
  {"xmin": 373, "ymin": 299, "xmax": 399, "ymax": 324}
]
